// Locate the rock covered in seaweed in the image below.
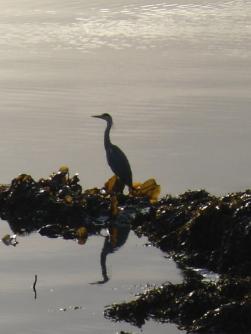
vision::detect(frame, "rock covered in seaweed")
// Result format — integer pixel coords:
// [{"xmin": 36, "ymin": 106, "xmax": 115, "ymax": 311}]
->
[
  {"xmin": 0, "ymin": 167, "xmax": 110, "ymax": 237},
  {"xmin": 131, "ymin": 189, "xmax": 251, "ymax": 277},
  {"xmin": 105, "ymin": 274, "xmax": 251, "ymax": 334},
  {"xmin": 0, "ymin": 172, "xmax": 250, "ymax": 274},
  {"xmin": 0, "ymin": 168, "xmax": 250, "ymax": 334},
  {"xmin": 0, "ymin": 167, "xmax": 152, "ymax": 239},
  {"xmin": 104, "ymin": 189, "xmax": 251, "ymax": 334}
]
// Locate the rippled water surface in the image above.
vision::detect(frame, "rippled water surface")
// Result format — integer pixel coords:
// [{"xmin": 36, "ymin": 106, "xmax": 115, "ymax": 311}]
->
[
  {"xmin": 0, "ymin": 0, "xmax": 251, "ymax": 193},
  {"xmin": 0, "ymin": 1, "xmax": 250, "ymax": 333},
  {"xmin": 1, "ymin": 0, "xmax": 250, "ymax": 53},
  {"xmin": 0, "ymin": 0, "xmax": 250, "ymax": 194}
]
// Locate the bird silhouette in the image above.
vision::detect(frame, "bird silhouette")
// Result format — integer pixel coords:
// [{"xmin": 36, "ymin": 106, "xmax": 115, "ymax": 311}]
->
[{"xmin": 92, "ymin": 113, "xmax": 133, "ymax": 189}]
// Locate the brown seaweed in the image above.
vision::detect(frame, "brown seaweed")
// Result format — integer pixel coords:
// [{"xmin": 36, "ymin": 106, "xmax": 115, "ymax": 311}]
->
[{"xmin": 0, "ymin": 168, "xmax": 250, "ymax": 334}]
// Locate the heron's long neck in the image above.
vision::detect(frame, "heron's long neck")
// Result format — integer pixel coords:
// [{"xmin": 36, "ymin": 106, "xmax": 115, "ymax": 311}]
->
[{"xmin": 104, "ymin": 120, "xmax": 112, "ymax": 150}]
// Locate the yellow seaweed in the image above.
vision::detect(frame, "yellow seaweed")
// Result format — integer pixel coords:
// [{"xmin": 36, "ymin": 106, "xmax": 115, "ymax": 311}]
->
[
  {"xmin": 111, "ymin": 195, "xmax": 119, "ymax": 216},
  {"xmin": 75, "ymin": 227, "xmax": 88, "ymax": 245},
  {"xmin": 105, "ymin": 175, "xmax": 125, "ymax": 194},
  {"xmin": 132, "ymin": 178, "xmax": 161, "ymax": 203}
]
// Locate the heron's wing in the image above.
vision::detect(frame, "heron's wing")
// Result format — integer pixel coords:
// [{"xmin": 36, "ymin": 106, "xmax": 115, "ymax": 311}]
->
[{"xmin": 107, "ymin": 145, "xmax": 132, "ymax": 187}]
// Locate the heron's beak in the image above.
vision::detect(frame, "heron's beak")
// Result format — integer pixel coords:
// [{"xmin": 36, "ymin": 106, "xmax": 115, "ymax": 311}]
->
[{"xmin": 92, "ymin": 115, "xmax": 102, "ymax": 119}]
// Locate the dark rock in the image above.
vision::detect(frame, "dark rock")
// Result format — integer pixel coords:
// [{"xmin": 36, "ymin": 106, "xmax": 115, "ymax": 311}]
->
[
  {"xmin": 0, "ymin": 171, "xmax": 250, "ymax": 334},
  {"xmin": 105, "ymin": 276, "xmax": 251, "ymax": 334}
]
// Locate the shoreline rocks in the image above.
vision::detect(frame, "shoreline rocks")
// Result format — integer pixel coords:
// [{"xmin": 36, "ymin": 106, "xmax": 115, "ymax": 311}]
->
[{"xmin": 0, "ymin": 168, "xmax": 250, "ymax": 333}]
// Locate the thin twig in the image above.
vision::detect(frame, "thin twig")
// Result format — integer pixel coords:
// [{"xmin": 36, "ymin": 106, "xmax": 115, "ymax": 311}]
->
[{"xmin": 33, "ymin": 274, "xmax": 38, "ymax": 299}]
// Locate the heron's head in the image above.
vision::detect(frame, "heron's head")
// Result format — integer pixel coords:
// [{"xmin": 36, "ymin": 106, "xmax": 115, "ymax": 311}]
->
[{"xmin": 92, "ymin": 113, "xmax": 113, "ymax": 125}]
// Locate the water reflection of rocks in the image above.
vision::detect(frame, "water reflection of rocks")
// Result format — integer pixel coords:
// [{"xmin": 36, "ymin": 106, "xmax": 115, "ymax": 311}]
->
[
  {"xmin": 0, "ymin": 167, "xmax": 134, "ymax": 286},
  {"xmin": 0, "ymin": 168, "xmax": 250, "ymax": 334}
]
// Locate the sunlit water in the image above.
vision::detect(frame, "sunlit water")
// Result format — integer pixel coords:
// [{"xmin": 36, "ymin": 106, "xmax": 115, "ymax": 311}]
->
[
  {"xmin": 0, "ymin": 0, "xmax": 250, "ymax": 194},
  {"xmin": 0, "ymin": 220, "xmax": 183, "ymax": 334},
  {"xmin": 0, "ymin": 1, "xmax": 250, "ymax": 333}
]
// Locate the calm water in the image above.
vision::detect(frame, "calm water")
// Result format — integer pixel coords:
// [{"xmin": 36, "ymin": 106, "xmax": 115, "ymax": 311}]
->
[
  {"xmin": 0, "ymin": 0, "xmax": 250, "ymax": 194},
  {"xmin": 0, "ymin": 219, "xmax": 183, "ymax": 334},
  {"xmin": 0, "ymin": 0, "xmax": 250, "ymax": 333}
]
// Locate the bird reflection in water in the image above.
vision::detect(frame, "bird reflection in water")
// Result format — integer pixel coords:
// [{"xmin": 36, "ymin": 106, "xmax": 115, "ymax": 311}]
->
[
  {"xmin": 91, "ymin": 223, "xmax": 130, "ymax": 284},
  {"xmin": 91, "ymin": 114, "xmax": 132, "ymax": 282}
]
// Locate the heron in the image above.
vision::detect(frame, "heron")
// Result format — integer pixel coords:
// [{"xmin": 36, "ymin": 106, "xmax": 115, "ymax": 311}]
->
[{"xmin": 92, "ymin": 113, "xmax": 133, "ymax": 189}]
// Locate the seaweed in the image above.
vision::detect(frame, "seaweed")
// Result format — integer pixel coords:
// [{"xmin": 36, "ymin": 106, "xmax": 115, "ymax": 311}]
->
[
  {"xmin": 105, "ymin": 276, "xmax": 251, "ymax": 333},
  {"xmin": 0, "ymin": 168, "xmax": 250, "ymax": 333}
]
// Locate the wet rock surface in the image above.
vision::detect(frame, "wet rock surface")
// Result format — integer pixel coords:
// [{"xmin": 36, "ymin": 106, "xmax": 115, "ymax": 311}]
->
[
  {"xmin": 105, "ymin": 273, "xmax": 251, "ymax": 333},
  {"xmin": 0, "ymin": 169, "xmax": 250, "ymax": 333},
  {"xmin": 0, "ymin": 169, "xmax": 150, "ymax": 239},
  {"xmin": 132, "ymin": 189, "xmax": 251, "ymax": 277},
  {"xmin": 0, "ymin": 169, "xmax": 111, "ymax": 238},
  {"xmin": 105, "ymin": 189, "xmax": 251, "ymax": 333}
]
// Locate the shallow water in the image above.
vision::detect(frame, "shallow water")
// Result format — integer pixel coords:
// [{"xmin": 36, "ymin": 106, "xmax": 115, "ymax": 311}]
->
[
  {"xmin": 0, "ymin": 219, "xmax": 183, "ymax": 333},
  {"xmin": 0, "ymin": 1, "xmax": 250, "ymax": 333}
]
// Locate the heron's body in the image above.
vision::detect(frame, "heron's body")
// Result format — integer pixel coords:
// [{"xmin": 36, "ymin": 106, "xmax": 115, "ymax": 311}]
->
[{"xmin": 93, "ymin": 113, "xmax": 133, "ymax": 188}]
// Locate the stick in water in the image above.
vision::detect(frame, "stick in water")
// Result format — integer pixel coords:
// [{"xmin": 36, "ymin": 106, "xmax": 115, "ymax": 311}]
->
[{"xmin": 33, "ymin": 274, "xmax": 38, "ymax": 299}]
